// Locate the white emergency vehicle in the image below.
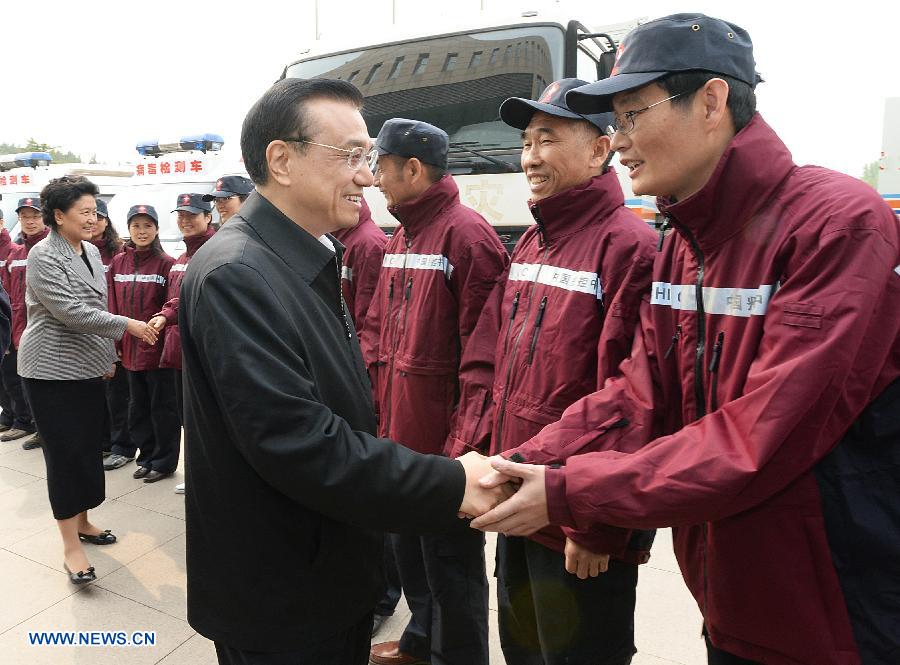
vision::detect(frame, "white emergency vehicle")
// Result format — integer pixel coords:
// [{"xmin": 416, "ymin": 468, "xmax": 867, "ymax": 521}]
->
[
  {"xmin": 878, "ymin": 97, "xmax": 900, "ymax": 219},
  {"xmin": 0, "ymin": 152, "xmax": 132, "ymax": 234},
  {"xmin": 106, "ymin": 134, "xmax": 248, "ymax": 257},
  {"xmin": 281, "ymin": 13, "xmax": 656, "ymax": 249}
]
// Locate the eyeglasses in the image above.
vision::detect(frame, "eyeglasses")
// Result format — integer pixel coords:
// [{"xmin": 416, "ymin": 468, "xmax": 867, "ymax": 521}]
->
[
  {"xmin": 605, "ymin": 92, "xmax": 686, "ymax": 137},
  {"xmin": 281, "ymin": 138, "xmax": 378, "ymax": 171}
]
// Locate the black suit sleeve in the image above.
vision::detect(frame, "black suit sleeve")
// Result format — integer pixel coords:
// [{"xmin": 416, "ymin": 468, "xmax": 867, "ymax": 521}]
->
[{"xmin": 190, "ymin": 262, "xmax": 466, "ymax": 532}]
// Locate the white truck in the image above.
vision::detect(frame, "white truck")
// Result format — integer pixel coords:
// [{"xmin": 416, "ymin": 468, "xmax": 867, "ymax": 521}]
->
[
  {"xmin": 280, "ymin": 13, "xmax": 654, "ymax": 249},
  {"xmin": 878, "ymin": 97, "xmax": 900, "ymax": 219},
  {"xmin": 106, "ymin": 134, "xmax": 248, "ymax": 257},
  {"xmin": 0, "ymin": 152, "xmax": 132, "ymax": 235}
]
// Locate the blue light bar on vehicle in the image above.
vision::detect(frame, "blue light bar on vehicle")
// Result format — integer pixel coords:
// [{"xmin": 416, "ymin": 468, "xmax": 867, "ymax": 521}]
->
[
  {"xmin": 13, "ymin": 152, "xmax": 53, "ymax": 168},
  {"xmin": 179, "ymin": 133, "xmax": 224, "ymax": 153},
  {"xmin": 136, "ymin": 140, "xmax": 162, "ymax": 157}
]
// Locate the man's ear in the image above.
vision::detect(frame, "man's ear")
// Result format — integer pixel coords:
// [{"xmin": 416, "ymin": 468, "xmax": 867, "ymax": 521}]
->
[
  {"xmin": 700, "ymin": 78, "xmax": 731, "ymax": 132},
  {"xmin": 405, "ymin": 157, "xmax": 424, "ymax": 185},
  {"xmin": 590, "ymin": 133, "xmax": 612, "ymax": 170},
  {"xmin": 265, "ymin": 140, "xmax": 295, "ymax": 187}
]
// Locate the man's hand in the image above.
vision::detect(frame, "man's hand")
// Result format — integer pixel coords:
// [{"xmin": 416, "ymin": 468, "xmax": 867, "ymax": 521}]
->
[
  {"xmin": 470, "ymin": 457, "xmax": 549, "ymax": 536},
  {"xmin": 148, "ymin": 315, "xmax": 167, "ymax": 332},
  {"xmin": 564, "ymin": 538, "xmax": 610, "ymax": 579},
  {"xmin": 457, "ymin": 452, "xmax": 516, "ymax": 519},
  {"xmin": 102, "ymin": 365, "xmax": 116, "ymax": 380}
]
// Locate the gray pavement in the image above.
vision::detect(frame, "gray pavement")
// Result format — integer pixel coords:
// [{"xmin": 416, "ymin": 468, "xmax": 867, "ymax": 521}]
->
[{"xmin": 0, "ymin": 434, "xmax": 705, "ymax": 664}]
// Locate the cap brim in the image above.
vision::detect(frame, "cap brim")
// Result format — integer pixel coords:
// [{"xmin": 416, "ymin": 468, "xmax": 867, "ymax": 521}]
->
[
  {"xmin": 15, "ymin": 205, "xmax": 41, "ymax": 213},
  {"xmin": 499, "ymin": 97, "xmax": 582, "ymax": 130},
  {"xmin": 172, "ymin": 206, "xmax": 208, "ymax": 214},
  {"xmin": 566, "ymin": 72, "xmax": 668, "ymax": 113},
  {"xmin": 201, "ymin": 191, "xmax": 237, "ymax": 201}
]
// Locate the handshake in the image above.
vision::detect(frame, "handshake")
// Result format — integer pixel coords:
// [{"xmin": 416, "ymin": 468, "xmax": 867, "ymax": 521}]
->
[
  {"xmin": 455, "ymin": 452, "xmax": 611, "ymax": 579},
  {"xmin": 456, "ymin": 451, "xmax": 550, "ymax": 536}
]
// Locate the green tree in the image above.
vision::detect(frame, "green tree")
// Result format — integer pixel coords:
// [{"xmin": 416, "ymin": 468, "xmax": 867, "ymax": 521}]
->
[
  {"xmin": 0, "ymin": 138, "xmax": 81, "ymax": 163},
  {"xmin": 861, "ymin": 160, "xmax": 879, "ymax": 190}
]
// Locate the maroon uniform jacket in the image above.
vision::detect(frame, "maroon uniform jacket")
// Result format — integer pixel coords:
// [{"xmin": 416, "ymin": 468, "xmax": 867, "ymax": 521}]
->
[
  {"xmin": 4, "ymin": 227, "xmax": 50, "ymax": 349},
  {"xmin": 155, "ymin": 226, "xmax": 215, "ymax": 370},
  {"xmin": 332, "ymin": 198, "xmax": 387, "ymax": 336},
  {"xmin": 107, "ymin": 246, "xmax": 175, "ymax": 371}
]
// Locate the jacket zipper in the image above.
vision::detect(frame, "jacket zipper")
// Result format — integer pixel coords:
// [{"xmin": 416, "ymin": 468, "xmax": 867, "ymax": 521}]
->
[
  {"xmin": 664, "ymin": 324, "xmax": 682, "ymax": 360},
  {"xmin": 131, "ymin": 251, "xmax": 140, "ymax": 368},
  {"xmin": 707, "ymin": 331, "xmax": 725, "ymax": 412},
  {"xmin": 495, "ymin": 205, "xmax": 549, "ymax": 448},
  {"xmin": 526, "ymin": 296, "xmax": 547, "ymax": 365},
  {"xmin": 502, "ymin": 291, "xmax": 521, "ymax": 356},
  {"xmin": 335, "ymin": 252, "xmax": 352, "ymax": 339},
  {"xmin": 382, "ymin": 276, "xmax": 397, "ymax": 434},
  {"xmin": 667, "ymin": 212, "xmax": 710, "ymax": 618}
]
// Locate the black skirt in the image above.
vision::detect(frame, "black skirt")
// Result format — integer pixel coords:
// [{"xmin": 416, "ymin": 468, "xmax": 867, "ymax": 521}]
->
[{"xmin": 23, "ymin": 377, "xmax": 106, "ymax": 520}]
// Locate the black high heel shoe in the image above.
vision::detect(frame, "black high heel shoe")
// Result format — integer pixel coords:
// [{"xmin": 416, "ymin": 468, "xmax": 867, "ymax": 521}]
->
[
  {"xmin": 63, "ymin": 562, "xmax": 97, "ymax": 585},
  {"xmin": 78, "ymin": 530, "xmax": 117, "ymax": 545}
]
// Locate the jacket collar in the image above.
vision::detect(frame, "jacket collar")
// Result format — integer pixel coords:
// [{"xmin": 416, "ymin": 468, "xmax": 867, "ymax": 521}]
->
[
  {"xmin": 48, "ymin": 230, "xmax": 105, "ymax": 294},
  {"xmin": 0, "ymin": 228, "xmax": 11, "ymax": 253},
  {"xmin": 389, "ymin": 175, "xmax": 459, "ymax": 238},
  {"xmin": 237, "ymin": 191, "xmax": 342, "ymax": 285},
  {"xmin": 185, "ymin": 225, "xmax": 216, "ymax": 257},
  {"xmin": 529, "ymin": 170, "xmax": 626, "ymax": 243},
  {"xmin": 332, "ymin": 198, "xmax": 374, "ymax": 244},
  {"xmin": 657, "ymin": 114, "xmax": 796, "ymax": 253},
  {"xmin": 23, "ymin": 226, "xmax": 50, "ymax": 250}
]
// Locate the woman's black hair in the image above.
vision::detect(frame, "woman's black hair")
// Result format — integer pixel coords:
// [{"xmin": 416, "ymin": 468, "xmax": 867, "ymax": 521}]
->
[
  {"xmin": 40, "ymin": 175, "xmax": 100, "ymax": 230},
  {"xmin": 125, "ymin": 215, "xmax": 165, "ymax": 257},
  {"xmin": 97, "ymin": 213, "xmax": 124, "ymax": 256}
]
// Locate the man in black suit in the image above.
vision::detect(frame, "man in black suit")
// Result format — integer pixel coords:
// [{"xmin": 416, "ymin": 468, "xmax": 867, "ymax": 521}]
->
[{"xmin": 180, "ymin": 78, "xmax": 507, "ymax": 665}]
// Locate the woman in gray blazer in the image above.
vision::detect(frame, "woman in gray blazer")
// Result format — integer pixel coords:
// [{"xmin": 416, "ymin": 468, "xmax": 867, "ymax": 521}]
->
[{"xmin": 18, "ymin": 176, "xmax": 159, "ymax": 585}]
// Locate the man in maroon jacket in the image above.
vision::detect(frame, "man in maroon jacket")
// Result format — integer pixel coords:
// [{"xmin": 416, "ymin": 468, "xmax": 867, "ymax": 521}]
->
[
  {"xmin": 471, "ymin": 14, "xmax": 900, "ymax": 665},
  {"xmin": 1, "ymin": 197, "xmax": 48, "ymax": 448},
  {"xmin": 333, "ymin": 196, "xmax": 387, "ymax": 339},
  {"xmin": 451, "ymin": 78, "xmax": 657, "ymax": 665},
  {"xmin": 362, "ymin": 119, "xmax": 508, "ymax": 665}
]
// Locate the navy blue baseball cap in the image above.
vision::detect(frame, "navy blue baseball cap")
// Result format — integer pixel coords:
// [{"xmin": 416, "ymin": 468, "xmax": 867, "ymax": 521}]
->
[
  {"xmin": 95, "ymin": 199, "xmax": 109, "ymax": 219},
  {"xmin": 567, "ymin": 13, "xmax": 762, "ymax": 114},
  {"xmin": 127, "ymin": 204, "xmax": 159, "ymax": 224},
  {"xmin": 173, "ymin": 193, "xmax": 212, "ymax": 214},
  {"xmin": 15, "ymin": 196, "xmax": 41, "ymax": 213},
  {"xmin": 202, "ymin": 175, "xmax": 254, "ymax": 201},
  {"xmin": 376, "ymin": 118, "xmax": 449, "ymax": 169},
  {"xmin": 500, "ymin": 78, "xmax": 614, "ymax": 133}
]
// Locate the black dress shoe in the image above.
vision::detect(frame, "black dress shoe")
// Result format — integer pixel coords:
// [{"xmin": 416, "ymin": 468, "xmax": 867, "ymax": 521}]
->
[
  {"xmin": 78, "ymin": 529, "xmax": 117, "ymax": 545},
  {"xmin": 64, "ymin": 562, "xmax": 96, "ymax": 585},
  {"xmin": 133, "ymin": 466, "xmax": 152, "ymax": 479},
  {"xmin": 143, "ymin": 470, "xmax": 173, "ymax": 483}
]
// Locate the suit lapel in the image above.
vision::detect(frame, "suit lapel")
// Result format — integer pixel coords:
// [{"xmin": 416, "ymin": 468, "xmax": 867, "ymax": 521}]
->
[{"xmin": 52, "ymin": 233, "xmax": 104, "ymax": 295}]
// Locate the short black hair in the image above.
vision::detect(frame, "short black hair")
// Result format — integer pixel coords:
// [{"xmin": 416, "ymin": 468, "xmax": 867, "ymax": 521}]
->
[
  {"xmin": 240, "ymin": 78, "xmax": 365, "ymax": 186},
  {"xmin": 40, "ymin": 176, "xmax": 100, "ymax": 230},
  {"xmin": 659, "ymin": 71, "xmax": 756, "ymax": 133}
]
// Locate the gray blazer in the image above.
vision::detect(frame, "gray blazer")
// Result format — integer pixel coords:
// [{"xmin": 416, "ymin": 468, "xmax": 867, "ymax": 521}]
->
[{"xmin": 18, "ymin": 231, "xmax": 128, "ymax": 380}]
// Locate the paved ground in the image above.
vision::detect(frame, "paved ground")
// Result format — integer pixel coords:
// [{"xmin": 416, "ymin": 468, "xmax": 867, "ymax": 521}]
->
[{"xmin": 0, "ymin": 434, "xmax": 706, "ymax": 665}]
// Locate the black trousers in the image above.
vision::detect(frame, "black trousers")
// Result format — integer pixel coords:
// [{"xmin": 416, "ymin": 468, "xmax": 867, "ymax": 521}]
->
[
  {"xmin": 113, "ymin": 368, "xmax": 181, "ymax": 473},
  {"xmin": 375, "ymin": 534, "xmax": 402, "ymax": 616},
  {"xmin": 392, "ymin": 520, "xmax": 489, "ymax": 665},
  {"xmin": 101, "ymin": 362, "xmax": 130, "ymax": 453},
  {"xmin": 24, "ymin": 377, "xmax": 106, "ymax": 520},
  {"xmin": 214, "ymin": 613, "xmax": 372, "ymax": 665},
  {"xmin": 705, "ymin": 631, "xmax": 761, "ymax": 665},
  {"xmin": 496, "ymin": 535, "xmax": 638, "ymax": 665},
  {"xmin": 1, "ymin": 349, "xmax": 34, "ymax": 431}
]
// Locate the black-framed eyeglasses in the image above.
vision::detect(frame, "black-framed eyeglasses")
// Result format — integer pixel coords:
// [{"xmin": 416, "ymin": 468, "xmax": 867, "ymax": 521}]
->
[
  {"xmin": 280, "ymin": 138, "xmax": 378, "ymax": 171},
  {"xmin": 605, "ymin": 92, "xmax": 686, "ymax": 137}
]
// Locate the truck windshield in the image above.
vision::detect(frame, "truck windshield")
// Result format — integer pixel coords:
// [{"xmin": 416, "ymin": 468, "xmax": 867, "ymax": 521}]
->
[{"xmin": 284, "ymin": 24, "xmax": 566, "ymax": 174}]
